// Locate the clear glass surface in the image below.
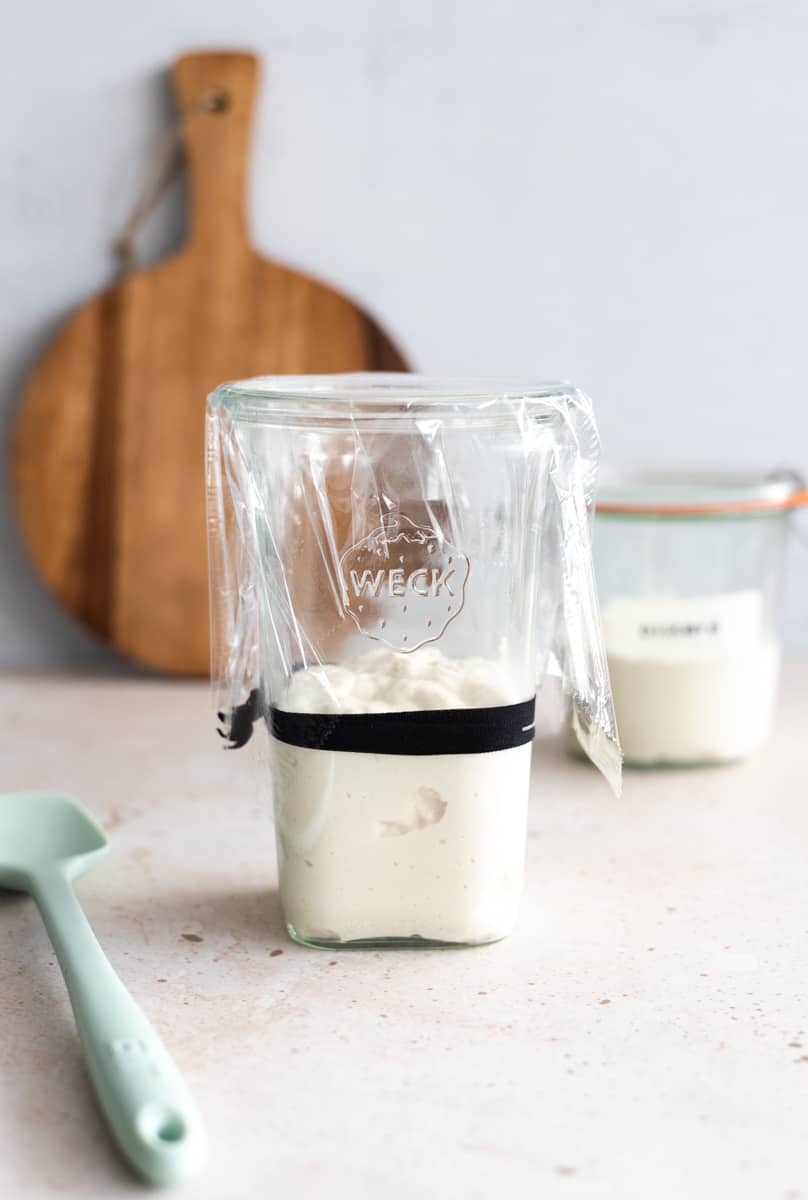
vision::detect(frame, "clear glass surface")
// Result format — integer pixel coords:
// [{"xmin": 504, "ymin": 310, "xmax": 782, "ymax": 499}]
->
[
  {"xmin": 208, "ymin": 375, "xmax": 616, "ymax": 945},
  {"xmin": 594, "ymin": 494, "xmax": 791, "ymax": 767}
]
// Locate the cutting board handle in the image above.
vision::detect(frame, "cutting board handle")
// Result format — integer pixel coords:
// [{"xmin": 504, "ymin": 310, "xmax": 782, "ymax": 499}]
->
[{"xmin": 172, "ymin": 51, "xmax": 259, "ymax": 255}]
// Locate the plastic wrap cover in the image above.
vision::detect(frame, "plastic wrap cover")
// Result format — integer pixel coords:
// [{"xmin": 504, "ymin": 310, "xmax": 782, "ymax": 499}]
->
[{"xmin": 206, "ymin": 375, "xmax": 621, "ymax": 793}]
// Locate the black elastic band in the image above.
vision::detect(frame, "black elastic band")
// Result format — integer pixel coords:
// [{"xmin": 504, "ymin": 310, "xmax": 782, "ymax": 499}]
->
[{"xmin": 268, "ymin": 697, "xmax": 536, "ymax": 756}]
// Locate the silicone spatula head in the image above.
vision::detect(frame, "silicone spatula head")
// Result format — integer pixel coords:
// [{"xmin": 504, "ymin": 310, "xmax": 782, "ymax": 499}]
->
[{"xmin": 0, "ymin": 792, "xmax": 108, "ymax": 892}]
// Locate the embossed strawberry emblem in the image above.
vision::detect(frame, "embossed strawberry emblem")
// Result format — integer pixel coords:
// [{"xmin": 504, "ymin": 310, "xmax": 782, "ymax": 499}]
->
[{"xmin": 339, "ymin": 514, "xmax": 470, "ymax": 652}]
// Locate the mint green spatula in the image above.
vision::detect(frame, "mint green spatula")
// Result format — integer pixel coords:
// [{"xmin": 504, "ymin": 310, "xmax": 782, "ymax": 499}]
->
[{"xmin": 0, "ymin": 792, "xmax": 205, "ymax": 1186}]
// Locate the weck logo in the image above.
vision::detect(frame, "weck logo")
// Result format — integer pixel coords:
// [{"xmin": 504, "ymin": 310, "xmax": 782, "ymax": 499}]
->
[{"xmin": 339, "ymin": 514, "xmax": 470, "ymax": 652}]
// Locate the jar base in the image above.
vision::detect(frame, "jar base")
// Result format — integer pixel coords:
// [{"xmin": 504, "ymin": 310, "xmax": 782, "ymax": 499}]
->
[
  {"xmin": 285, "ymin": 922, "xmax": 508, "ymax": 950},
  {"xmin": 622, "ymin": 753, "xmax": 749, "ymax": 770}
]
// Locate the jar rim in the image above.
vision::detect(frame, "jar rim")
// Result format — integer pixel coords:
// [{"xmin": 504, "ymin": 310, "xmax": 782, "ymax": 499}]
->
[
  {"xmin": 597, "ymin": 467, "xmax": 807, "ymax": 516},
  {"xmin": 209, "ymin": 372, "xmax": 576, "ymax": 426}
]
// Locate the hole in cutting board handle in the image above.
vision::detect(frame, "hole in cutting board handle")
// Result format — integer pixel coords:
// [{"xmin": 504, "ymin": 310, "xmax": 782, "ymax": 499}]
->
[{"xmin": 200, "ymin": 88, "xmax": 230, "ymax": 114}]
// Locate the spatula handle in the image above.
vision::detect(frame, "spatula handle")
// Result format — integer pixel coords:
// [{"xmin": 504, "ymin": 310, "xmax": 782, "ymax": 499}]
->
[
  {"xmin": 173, "ymin": 50, "xmax": 260, "ymax": 255},
  {"xmin": 33, "ymin": 869, "xmax": 205, "ymax": 1186}
]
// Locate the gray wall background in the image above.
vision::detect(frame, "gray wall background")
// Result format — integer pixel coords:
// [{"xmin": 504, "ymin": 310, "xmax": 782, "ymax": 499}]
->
[{"xmin": 2, "ymin": 0, "xmax": 806, "ymax": 670}]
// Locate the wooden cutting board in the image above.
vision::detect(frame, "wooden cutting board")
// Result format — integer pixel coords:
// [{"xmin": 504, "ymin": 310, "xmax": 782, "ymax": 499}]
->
[{"xmin": 13, "ymin": 50, "xmax": 407, "ymax": 676}]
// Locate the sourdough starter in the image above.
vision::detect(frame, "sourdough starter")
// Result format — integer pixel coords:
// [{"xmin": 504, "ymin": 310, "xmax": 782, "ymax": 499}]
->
[
  {"xmin": 602, "ymin": 592, "xmax": 780, "ymax": 765},
  {"xmin": 271, "ymin": 648, "xmax": 532, "ymax": 945}
]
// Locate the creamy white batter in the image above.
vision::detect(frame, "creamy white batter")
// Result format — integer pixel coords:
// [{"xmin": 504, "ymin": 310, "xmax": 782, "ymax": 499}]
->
[
  {"xmin": 270, "ymin": 648, "xmax": 532, "ymax": 945},
  {"xmin": 602, "ymin": 592, "xmax": 780, "ymax": 765}
]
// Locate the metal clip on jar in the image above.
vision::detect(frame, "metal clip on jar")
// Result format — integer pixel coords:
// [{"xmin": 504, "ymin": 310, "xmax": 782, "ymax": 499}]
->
[{"xmin": 594, "ymin": 469, "xmax": 807, "ymax": 767}]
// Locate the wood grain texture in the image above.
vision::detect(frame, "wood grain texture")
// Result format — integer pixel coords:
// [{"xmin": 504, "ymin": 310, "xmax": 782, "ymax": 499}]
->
[{"xmin": 13, "ymin": 51, "xmax": 407, "ymax": 676}]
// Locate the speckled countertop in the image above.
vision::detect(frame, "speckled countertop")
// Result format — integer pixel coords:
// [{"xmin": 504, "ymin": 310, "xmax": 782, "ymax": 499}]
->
[{"xmin": 1, "ymin": 667, "xmax": 807, "ymax": 1199}]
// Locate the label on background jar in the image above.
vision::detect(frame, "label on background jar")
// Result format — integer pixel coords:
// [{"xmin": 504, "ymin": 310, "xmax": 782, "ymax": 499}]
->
[{"xmin": 601, "ymin": 590, "xmax": 765, "ymax": 659}]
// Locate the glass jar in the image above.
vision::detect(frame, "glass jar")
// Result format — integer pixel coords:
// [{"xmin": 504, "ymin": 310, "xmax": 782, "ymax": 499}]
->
[
  {"xmin": 207, "ymin": 375, "xmax": 619, "ymax": 948},
  {"xmin": 594, "ymin": 469, "xmax": 806, "ymax": 767}
]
